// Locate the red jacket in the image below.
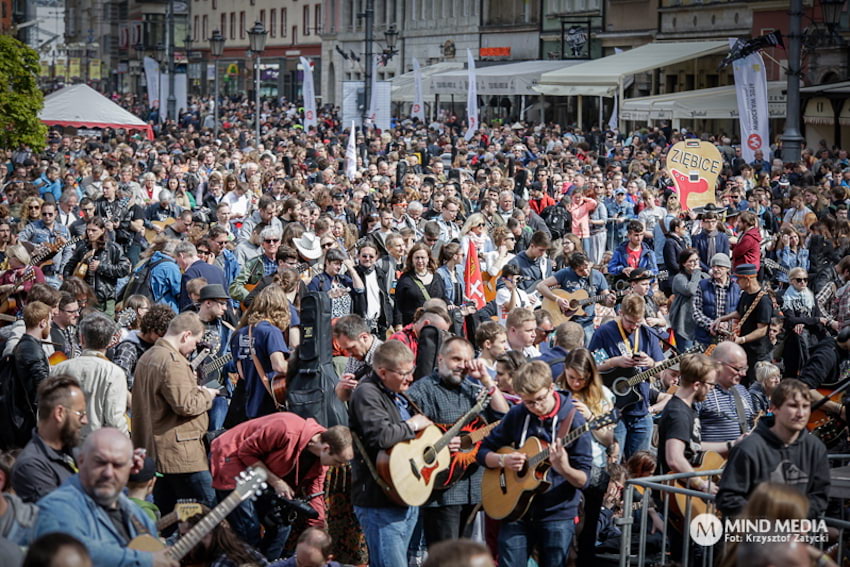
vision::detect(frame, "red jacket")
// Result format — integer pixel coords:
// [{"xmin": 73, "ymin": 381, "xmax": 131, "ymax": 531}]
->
[
  {"xmin": 210, "ymin": 413, "xmax": 327, "ymax": 525},
  {"xmin": 529, "ymin": 194, "xmax": 556, "ymax": 215},
  {"xmin": 732, "ymin": 227, "xmax": 761, "ymax": 270}
]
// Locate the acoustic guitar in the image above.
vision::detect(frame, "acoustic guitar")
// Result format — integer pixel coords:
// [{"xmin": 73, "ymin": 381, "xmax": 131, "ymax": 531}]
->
[
  {"xmin": 376, "ymin": 387, "xmax": 493, "ymax": 507},
  {"xmin": 541, "ymin": 288, "xmax": 627, "ymax": 327},
  {"xmin": 809, "ymin": 386, "xmax": 849, "ymax": 449},
  {"xmin": 0, "ymin": 267, "xmax": 36, "ymax": 317},
  {"xmin": 669, "ymin": 450, "xmax": 726, "ymax": 520},
  {"xmin": 482, "ymin": 409, "xmax": 620, "ymax": 521},
  {"xmin": 602, "ymin": 345, "xmax": 704, "ymax": 409},
  {"xmin": 433, "ymin": 418, "xmax": 501, "ymax": 490},
  {"xmin": 197, "ymin": 352, "xmax": 233, "ymax": 387},
  {"xmin": 144, "ymin": 218, "xmax": 177, "ymax": 243},
  {"xmin": 107, "ymin": 309, "xmax": 138, "ymax": 349},
  {"xmin": 128, "ymin": 467, "xmax": 266, "ymax": 558}
]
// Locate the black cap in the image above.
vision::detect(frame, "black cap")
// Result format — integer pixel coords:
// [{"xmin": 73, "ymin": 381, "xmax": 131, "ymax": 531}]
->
[
  {"xmin": 629, "ymin": 268, "xmax": 653, "ymax": 282},
  {"xmin": 128, "ymin": 457, "xmax": 158, "ymax": 483}
]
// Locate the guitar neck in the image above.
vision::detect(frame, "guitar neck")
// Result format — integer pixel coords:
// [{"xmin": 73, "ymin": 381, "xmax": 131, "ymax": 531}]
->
[
  {"xmin": 203, "ymin": 353, "xmax": 233, "ymax": 375},
  {"xmin": 582, "ymin": 289, "xmax": 625, "ymax": 306},
  {"xmin": 168, "ymin": 490, "xmax": 243, "ymax": 560},
  {"xmin": 432, "ymin": 391, "xmax": 491, "ymax": 454},
  {"xmin": 530, "ymin": 421, "xmax": 592, "ymax": 468},
  {"xmin": 190, "ymin": 350, "xmax": 210, "ymax": 372},
  {"xmin": 468, "ymin": 420, "xmax": 501, "ymax": 444},
  {"xmin": 624, "ymin": 354, "xmax": 682, "ymax": 389}
]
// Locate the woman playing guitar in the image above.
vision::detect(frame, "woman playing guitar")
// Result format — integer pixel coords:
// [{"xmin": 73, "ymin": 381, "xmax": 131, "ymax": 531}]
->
[
  {"xmin": 0, "ymin": 244, "xmax": 44, "ymax": 318},
  {"xmin": 63, "ymin": 216, "xmax": 132, "ymax": 317}
]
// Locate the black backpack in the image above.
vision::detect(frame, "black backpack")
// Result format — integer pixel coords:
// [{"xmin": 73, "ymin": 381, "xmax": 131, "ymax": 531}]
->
[
  {"xmin": 541, "ymin": 204, "xmax": 573, "ymax": 241},
  {"xmin": 0, "ymin": 354, "xmax": 36, "ymax": 450},
  {"xmin": 121, "ymin": 257, "xmax": 169, "ymax": 304}
]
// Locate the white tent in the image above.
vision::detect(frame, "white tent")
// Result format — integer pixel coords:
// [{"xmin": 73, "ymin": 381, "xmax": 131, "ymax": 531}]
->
[
  {"xmin": 391, "ymin": 61, "xmax": 464, "ymax": 102},
  {"xmin": 429, "ymin": 60, "xmax": 575, "ymax": 96},
  {"xmin": 620, "ymin": 82, "xmax": 787, "ymax": 122},
  {"xmin": 40, "ymin": 84, "xmax": 153, "ymax": 139},
  {"xmin": 535, "ymin": 41, "xmax": 728, "ymax": 97}
]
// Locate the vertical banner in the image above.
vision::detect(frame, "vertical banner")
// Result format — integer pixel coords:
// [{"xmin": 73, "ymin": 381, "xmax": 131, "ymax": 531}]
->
[
  {"xmin": 607, "ymin": 48, "xmax": 623, "ymax": 131},
  {"xmin": 464, "ymin": 49, "xmax": 478, "ymax": 142},
  {"xmin": 300, "ymin": 56, "xmax": 317, "ymax": 130},
  {"xmin": 464, "ymin": 240, "xmax": 486, "ymax": 310},
  {"xmin": 412, "ymin": 57, "xmax": 425, "ymax": 122},
  {"xmin": 345, "ymin": 121, "xmax": 357, "ymax": 181},
  {"xmin": 143, "ymin": 57, "xmax": 161, "ymax": 112},
  {"xmin": 55, "ymin": 59, "xmax": 67, "ymax": 82},
  {"xmin": 732, "ymin": 39, "xmax": 770, "ymax": 162},
  {"xmin": 367, "ymin": 55, "xmax": 379, "ymax": 128}
]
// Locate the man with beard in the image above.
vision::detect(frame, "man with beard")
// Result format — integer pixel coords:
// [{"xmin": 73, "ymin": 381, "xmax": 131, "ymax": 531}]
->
[
  {"xmin": 405, "ymin": 337, "xmax": 508, "ymax": 545},
  {"xmin": 34, "ymin": 428, "xmax": 178, "ymax": 567},
  {"xmin": 657, "ymin": 354, "xmax": 737, "ymax": 485},
  {"xmin": 14, "ymin": 301, "xmax": 53, "ymax": 415},
  {"xmin": 12, "ymin": 375, "xmax": 89, "ymax": 503}
]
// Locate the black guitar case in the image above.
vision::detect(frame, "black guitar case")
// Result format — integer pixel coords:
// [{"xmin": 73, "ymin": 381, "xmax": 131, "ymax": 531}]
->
[
  {"xmin": 286, "ymin": 292, "xmax": 348, "ymax": 427},
  {"xmin": 414, "ymin": 324, "xmax": 444, "ymax": 381}
]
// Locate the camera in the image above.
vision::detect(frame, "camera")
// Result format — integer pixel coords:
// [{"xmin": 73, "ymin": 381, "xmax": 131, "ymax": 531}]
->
[{"xmin": 261, "ymin": 492, "xmax": 322, "ymax": 528}]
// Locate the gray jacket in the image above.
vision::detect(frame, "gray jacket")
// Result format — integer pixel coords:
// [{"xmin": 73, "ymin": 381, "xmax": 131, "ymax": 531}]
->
[{"xmin": 669, "ymin": 270, "xmax": 708, "ymax": 341}]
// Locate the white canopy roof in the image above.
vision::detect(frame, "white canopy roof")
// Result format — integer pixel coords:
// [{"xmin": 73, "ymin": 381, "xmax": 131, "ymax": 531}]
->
[
  {"xmin": 801, "ymin": 80, "xmax": 850, "ymax": 94},
  {"xmin": 429, "ymin": 60, "xmax": 575, "ymax": 96},
  {"xmin": 40, "ymin": 84, "xmax": 153, "ymax": 139},
  {"xmin": 390, "ymin": 61, "xmax": 464, "ymax": 102},
  {"xmin": 620, "ymin": 82, "xmax": 787, "ymax": 121},
  {"xmin": 535, "ymin": 41, "xmax": 729, "ymax": 97}
]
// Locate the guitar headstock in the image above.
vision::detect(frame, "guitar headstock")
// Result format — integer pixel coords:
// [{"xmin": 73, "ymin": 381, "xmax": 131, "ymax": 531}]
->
[
  {"xmin": 115, "ymin": 308, "xmax": 137, "ymax": 328},
  {"xmin": 764, "ymin": 258, "xmax": 781, "ymax": 271},
  {"xmin": 174, "ymin": 500, "xmax": 204, "ymax": 521},
  {"xmin": 236, "ymin": 467, "xmax": 268, "ymax": 502},
  {"xmin": 591, "ymin": 409, "xmax": 620, "ymax": 430}
]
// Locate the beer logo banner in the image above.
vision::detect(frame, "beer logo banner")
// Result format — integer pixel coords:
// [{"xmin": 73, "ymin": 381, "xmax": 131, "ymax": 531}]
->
[{"xmin": 667, "ymin": 140, "xmax": 722, "ymax": 211}]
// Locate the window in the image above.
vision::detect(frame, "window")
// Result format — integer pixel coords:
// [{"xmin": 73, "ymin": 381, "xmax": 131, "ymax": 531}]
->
[
  {"xmin": 314, "ymin": 5, "xmax": 321, "ymax": 34},
  {"xmin": 292, "ymin": 25, "xmax": 297, "ymax": 45},
  {"xmin": 194, "ymin": 15, "xmax": 199, "ymax": 40},
  {"xmin": 240, "ymin": 12, "xmax": 245, "ymax": 39},
  {"xmin": 228, "ymin": 13, "xmax": 234, "ymax": 39},
  {"xmin": 212, "ymin": 0, "xmax": 216, "ymax": 8},
  {"xmin": 282, "ymin": 8, "xmax": 287, "ymax": 36},
  {"xmin": 202, "ymin": 15, "xmax": 208, "ymax": 39},
  {"xmin": 260, "ymin": 10, "xmax": 265, "ymax": 26},
  {"xmin": 270, "ymin": 9, "xmax": 277, "ymax": 37},
  {"xmin": 303, "ymin": 6, "xmax": 310, "ymax": 35}
]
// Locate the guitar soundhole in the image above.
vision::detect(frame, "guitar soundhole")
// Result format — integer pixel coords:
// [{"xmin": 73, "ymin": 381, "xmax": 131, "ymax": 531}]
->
[
  {"xmin": 568, "ymin": 300, "xmax": 579, "ymax": 311},
  {"xmin": 613, "ymin": 379, "xmax": 629, "ymax": 397},
  {"xmin": 423, "ymin": 446, "xmax": 437, "ymax": 466},
  {"xmin": 516, "ymin": 462, "xmax": 528, "ymax": 479}
]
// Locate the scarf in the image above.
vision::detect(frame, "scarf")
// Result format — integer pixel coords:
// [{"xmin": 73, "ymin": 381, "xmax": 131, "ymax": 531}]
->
[{"xmin": 783, "ymin": 286, "xmax": 815, "ymax": 314}]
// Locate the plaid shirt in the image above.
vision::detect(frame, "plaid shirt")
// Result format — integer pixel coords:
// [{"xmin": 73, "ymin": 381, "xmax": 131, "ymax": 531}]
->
[
  {"xmin": 693, "ymin": 278, "xmax": 733, "ymax": 330},
  {"xmin": 833, "ymin": 282, "xmax": 850, "ymax": 328}
]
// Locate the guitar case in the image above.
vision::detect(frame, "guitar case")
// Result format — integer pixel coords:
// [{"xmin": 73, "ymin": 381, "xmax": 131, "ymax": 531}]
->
[
  {"xmin": 286, "ymin": 292, "xmax": 348, "ymax": 427},
  {"xmin": 414, "ymin": 324, "xmax": 443, "ymax": 381}
]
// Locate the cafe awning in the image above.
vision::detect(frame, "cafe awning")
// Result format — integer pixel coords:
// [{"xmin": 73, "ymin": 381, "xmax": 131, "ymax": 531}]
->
[
  {"xmin": 620, "ymin": 82, "xmax": 787, "ymax": 121},
  {"xmin": 428, "ymin": 60, "xmax": 574, "ymax": 96}
]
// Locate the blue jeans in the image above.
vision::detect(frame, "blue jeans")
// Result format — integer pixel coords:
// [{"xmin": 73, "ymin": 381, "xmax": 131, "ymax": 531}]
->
[
  {"xmin": 614, "ymin": 413, "xmax": 654, "ymax": 460},
  {"xmin": 153, "ymin": 469, "xmax": 216, "ymax": 517},
  {"xmin": 499, "ymin": 518, "xmax": 576, "ymax": 567},
  {"xmin": 208, "ymin": 378, "xmax": 234, "ymax": 431},
  {"xmin": 354, "ymin": 505, "xmax": 419, "ymax": 567},
  {"xmin": 217, "ymin": 489, "xmax": 291, "ymax": 561}
]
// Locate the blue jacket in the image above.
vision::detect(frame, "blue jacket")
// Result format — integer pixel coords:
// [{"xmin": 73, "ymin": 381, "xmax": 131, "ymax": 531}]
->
[
  {"xmin": 33, "ymin": 174, "xmax": 62, "ymax": 202},
  {"xmin": 692, "ymin": 231, "xmax": 731, "ymax": 272},
  {"xmin": 35, "ymin": 475, "xmax": 156, "ymax": 567},
  {"xmin": 608, "ymin": 243, "xmax": 658, "ymax": 276},
  {"xmin": 146, "ymin": 251, "xmax": 181, "ymax": 311},
  {"xmin": 179, "ymin": 259, "xmax": 227, "ymax": 310}
]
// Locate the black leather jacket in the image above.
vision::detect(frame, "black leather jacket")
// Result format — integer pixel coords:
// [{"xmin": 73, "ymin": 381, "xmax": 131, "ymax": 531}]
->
[{"xmin": 64, "ymin": 240, "xmax": 131, "ymax": 304}]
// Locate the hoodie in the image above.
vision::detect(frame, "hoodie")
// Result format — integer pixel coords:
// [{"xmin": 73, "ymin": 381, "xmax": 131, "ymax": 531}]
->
[
  {"xmin": 715, "ymin": 416, "xmax": 830, "ymax": 519},
  {"xmin": 0, "ymin": 493, "xmax": 37, "ymax": 546}
]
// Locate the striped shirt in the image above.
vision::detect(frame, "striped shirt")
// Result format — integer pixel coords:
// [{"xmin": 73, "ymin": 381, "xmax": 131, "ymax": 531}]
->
[{"xmin": 696, "ymin": 384, "xmax": 755, "ymax": 443}]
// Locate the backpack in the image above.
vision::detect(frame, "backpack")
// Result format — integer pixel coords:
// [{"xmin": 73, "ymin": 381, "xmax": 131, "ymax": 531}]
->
[
  {"xmin": 541, "ymin": 204, "xmax": 573, "ymax": 241},
  {"xmin": 0, "ymin": 354, "xmax": 36, "ymax": 450},
  {"xmin": 121, "ymin": 257, "xmax": 169, "ymax": 304}
]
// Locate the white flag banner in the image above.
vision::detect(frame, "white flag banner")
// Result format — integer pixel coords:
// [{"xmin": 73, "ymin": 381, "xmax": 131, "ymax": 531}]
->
[
  {"xmin": 731, "ymin": 38, "xmax": 770, "ymax": 162},
  {"xmin": 464, "ymin": 49, "xmax": 478, "ymax": 142},
  {"xmin": 345, "ymin": 121, "xmax": 357, "ymax": 181},
  {"xmin": 300, "ymin": 57, "xmax": 317, "ymax": 130},
  {"xmin": 143, "ymin": 57, "xmax": 161, "ymax": 114},
  {"xmin": 367, "ymin": 55, "xmax": 380, "ymax": 127},
  {"xmin": 607, "ymin": 48, "xmax": 623, "ymax": 131},
  {"xmin": 412, "ymin": 57, "xmax": 425, "ymax": 122}
]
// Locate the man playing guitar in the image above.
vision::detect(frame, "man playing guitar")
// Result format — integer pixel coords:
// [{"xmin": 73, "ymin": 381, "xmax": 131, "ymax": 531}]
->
[
  {"xmin": 406, "ymin": 337, "xmax": 509, "ymax": 545},
  {"xmin": 477, "ymin": 361, "xmax": 592, "ymax": 567}
]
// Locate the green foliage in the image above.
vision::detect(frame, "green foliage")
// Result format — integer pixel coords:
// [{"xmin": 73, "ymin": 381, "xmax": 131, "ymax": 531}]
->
[{"xmin": 0, "ymin": 36, "xmax": 47, "ymax": 152}]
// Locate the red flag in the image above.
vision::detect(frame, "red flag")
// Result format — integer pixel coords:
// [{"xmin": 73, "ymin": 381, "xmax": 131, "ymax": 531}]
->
[{"xmin": 464, "ymin": 239, "xmax": 487, "ymax": 310}]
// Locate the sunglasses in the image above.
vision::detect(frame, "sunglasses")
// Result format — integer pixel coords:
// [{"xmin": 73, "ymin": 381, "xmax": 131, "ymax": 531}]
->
[
  {"xmin": 264, "ymin": 239, "xmax": 280, "ymax": 244},
  {"xmin": 322, "ymin": 243, "xmax": 335, "ymax": 249},
  {"xmin": 793, "ymin": 277, "xmax": 808, "ymax": 282}
]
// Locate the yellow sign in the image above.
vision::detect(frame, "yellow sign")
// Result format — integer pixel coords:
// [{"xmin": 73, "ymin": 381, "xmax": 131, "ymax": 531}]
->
[
  {"xmin": 39, "ymin": 61, "xmax": 51, "ymax": 78},
  {"xmin": 69, "ymin": 58, "xmax": 81, "ymax": 80},
  {"xmin": 667, "ymin": 140, "xmax": 723, "ymax": 211},
  {"xmin": 225, "ymin": 63, "xmax": 239, "ymax": 76},
  {"xmin": 89, "ymin": 59, "xmax": 101, "ymax": 81},
  {"xmin": 55, "ymin": 59, "xmax": 67, "ymax": 81}
]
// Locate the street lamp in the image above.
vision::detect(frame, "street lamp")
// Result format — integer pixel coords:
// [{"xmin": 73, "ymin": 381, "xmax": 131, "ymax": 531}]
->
[
  {"xmin": 247, "ymin": 21, "xmax": 268, "ymax": 149},
  {"xmin": 166, "ymin": 0, "xmax": 177, "ymax": 122},
  {"xmin": 209, "ymin": 30, "xmax": 225, "ymax": 139},
  {"xmin": 361, "ymin": 4, "xmax": 401, "ymax": 127},
  {"xmin": 821, "ymin": 0, "xmax": 845, "ymax": 34}
]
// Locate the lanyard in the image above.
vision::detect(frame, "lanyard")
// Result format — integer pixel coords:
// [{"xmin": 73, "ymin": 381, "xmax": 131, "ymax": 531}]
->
[{"xmin": 616, "ymin": 318, "xmax": 640, "ymax": 355}]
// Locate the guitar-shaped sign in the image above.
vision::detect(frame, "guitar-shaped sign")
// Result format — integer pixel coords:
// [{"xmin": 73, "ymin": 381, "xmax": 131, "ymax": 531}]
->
[
  {"xmin": 376, "ymin": 387, "xmax": 493, "ymax": 507},
  {"xmin": 482, "ymin": 409, "xmax": 620, "ymax": 521},
  {"xmin": 128, "ymin": 467, "xmax": 267, "ymax": 559},
  {"xmin": 667, "ymin": 140, "xmax": 723, "ymax": 211}
]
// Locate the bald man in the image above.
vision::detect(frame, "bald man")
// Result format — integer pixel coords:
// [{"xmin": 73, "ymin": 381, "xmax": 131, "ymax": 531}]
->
[
  {"xmin": 700, "ymin": 341, "xmax": 757, "ymax": 443},
  {"xmin": 35, "ymin": 428, "xmax": 177, "ymax": 567}
]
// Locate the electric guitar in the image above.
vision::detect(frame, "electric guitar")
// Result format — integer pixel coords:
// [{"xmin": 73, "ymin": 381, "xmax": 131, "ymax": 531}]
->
[
  {"xmin": 376, "ymin": 387, "xmax": 493, "ymax": 507},
  {"xmin": 763, "ymin": 258, "xmax": 788, "ymax": 277},
  {"xmin": 107, "ymin": 309, "xmax": 138, "ymax": 349},
  {"xmin": 433, "ymin": 418, "xmax": 501, "ymax": 490},
  {"xmin": 30, "ymin": 235, "xmax": 85, "ymax": 267},
  {"xmin": 481, "ymin": 409, "xmax": 620, "ymax": 521},
  {"xmin": 602, "ymin": 345, "xmax": 704, "ymax": 409},
  {"xmin": 197, "ymin": 352, "xmax": 233, "ymax": 387},
  {"xmin": 128, "ymin": 467, "xmax": 266, "ymax": 558}
]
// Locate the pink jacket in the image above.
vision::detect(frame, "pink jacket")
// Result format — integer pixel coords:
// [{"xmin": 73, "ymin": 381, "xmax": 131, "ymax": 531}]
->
[{"xmin": 568, "ymin": 198, "xmax": 598, "ymax": 238}]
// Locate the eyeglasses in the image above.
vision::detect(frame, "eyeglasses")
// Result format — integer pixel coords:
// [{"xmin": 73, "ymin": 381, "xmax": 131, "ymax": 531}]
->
[
  {"xmin": 387, "ymin": 367, "xmax": 415, "ymax": 378},
  {"xmin": 197, "ymin": 250, "xmax": 211, "ymax": 255},
  {"xmin": 61, "ymin": 307, "xmax": 81, "ymax": 314},
  {"xmin": 29, "ymin": 205, "xmax": 41, "ymax": 210},
  {"xmin": 264, "ymin": 239, "xmax": 280, "ymax": 244},
  {"xmin": 62, "ymin": 406, "xmax": 87, "ymax": 418},
  {"xmin": 521, "ymin": 390, "xmax": 552, "ymax": 408},
  {"xmin": 360, "ymin": 254, "xmax": 375, "ymax": 259},
  {"xmin": 42, "ymin": 212, "xmax": 55, "ymax": 217},
  {"xmin": 721, "ymin": 361, "xmax": 748, "ymax": 375}
]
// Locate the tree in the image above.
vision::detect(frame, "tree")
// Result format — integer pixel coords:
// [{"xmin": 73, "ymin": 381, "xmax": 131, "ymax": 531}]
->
[{"xmin": 0, "ymin": 35, "xmax": 47, "ymax": 152}]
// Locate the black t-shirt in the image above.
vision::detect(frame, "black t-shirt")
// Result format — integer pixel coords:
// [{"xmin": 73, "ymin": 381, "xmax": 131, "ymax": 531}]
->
[
  {"xmin": 736, "ymin": 290, "xmax": 773, "ymax": 358},
  {"xmin": 657, "ymin": 395, "xmax": 701, "ymax": 475},
  {"xmin": 104, "ymin": 505, "xmax": 132, "ymax": 543}
]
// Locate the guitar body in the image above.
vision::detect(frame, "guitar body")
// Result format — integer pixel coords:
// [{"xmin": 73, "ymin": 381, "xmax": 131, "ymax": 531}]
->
[
  {"xmin": 128, "ymin": 533, "xmax": 166, "ymax": 552},
  {"xmin": 433, "ymin": 417, "xmax": 497, "ymax": 490},
  {"xmin": 49, "ymin": 351, "xmax": 68, "ymax": 366},
  {"xmin": 482, "ymin": 271, "xmax": 499, "ymax": 303},
  {"xmin": 601, "ymin": 367, "xmax": 643, "ymax": 409},
  {"xmin": 377, "ymin": 425, "xmax": 450, "ymax": 507},
  {"xmin": 671, "ymin": 451, "xmax": 726, "ymax": 521},
  {"xmin": 809, "ymin": 388, "xmax": 844, "ymax": 431},
  {"xmin": 144, "ymin": 218, "xmax": 176, "ymax": 243},
  {"xmin": 481, "ymin": 437, "xmax": 551, "ymax": 521},
  {"xmin": 240, "ymin": 283, "xmax": 258, "ymax": 312},
  {"xmin": 540, "ymin": 289, "xmax": 588, "ymax": 326},
  {"xmin": 269, "ymin": 373, "xmax": 287, "ymax": 407},
  {"xmin": 809, "ymin": 388, "xmax": 848, "ymax": 448}
]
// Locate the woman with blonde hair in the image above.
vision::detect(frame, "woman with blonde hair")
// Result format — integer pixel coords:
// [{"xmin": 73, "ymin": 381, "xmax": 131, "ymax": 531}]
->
[
  {"xmin": 782, "ymin": 266, "xmax": 828, "ymax": 377},
  {"xmin": 233, "ymin": 284, "xmax": 291, "ymax": 419},
  {"xmin": 554, "ymin": 233, "xmax": 585, "ymax": 271},
  {"xmin": 0, "ymin": 243, "xmax": 45, "ymax": 315},
  {"xmin": 561, "ymin": 347, "xmax": 619, "ymax": 562},
  {"xmin": 18, "ymin": 196, "xmax": 43, "ymax": 231},
  {"xmin": 460, "ymin": 212, "xmax": 494, "ymax": 263}
]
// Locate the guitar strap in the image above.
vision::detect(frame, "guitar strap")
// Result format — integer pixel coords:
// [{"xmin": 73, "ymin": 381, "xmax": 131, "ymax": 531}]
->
[
  {"xmin": 412, "ymin": 278, "xmax": 431, "ymax": 301},
  {"xmin": 555, "ymin": 407, "xmax": 577, "ymax": 441},
  {"xmin": 350, "ymin": 431, "xmax": 395, "ymax": 496},
  {"xmin": 730, "ymin": 387, "xmax": 749, "ymax": 435},
  {"xmin": 243, "ymin": 324, "xmax": 281, "ymax": 409},
  {"xmin": 128, "ymin": 509, "xmax": 152, "ymax": 538},
  {"xmin": 733, "ymin": 289, "xmax": 767, "ymax": 336},
  {"xmin": 616, "ymin": 319, "xmax": 640, "ymax": 355}
]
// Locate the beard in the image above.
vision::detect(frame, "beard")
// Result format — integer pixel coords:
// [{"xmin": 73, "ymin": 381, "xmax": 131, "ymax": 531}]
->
[
  {"xmin": 441, "ymin": 371, "xmax": 464, "ymax": 387},
  {"xmin": 41, "ymin": 324, "xmax": 50, "ymax": 340},
  {"xmin": 59, "ymin": 416, "xmax": 82, "ymax": 449}
]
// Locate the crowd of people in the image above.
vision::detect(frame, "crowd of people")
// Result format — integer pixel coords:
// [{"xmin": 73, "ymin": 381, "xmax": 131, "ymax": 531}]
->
[{"xmin": 1, "ymin": 91, "xmax": 850, "ymax": 567}]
